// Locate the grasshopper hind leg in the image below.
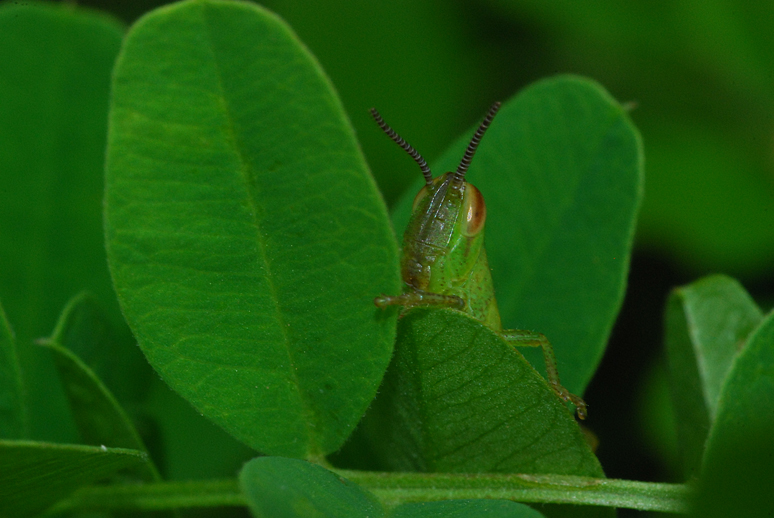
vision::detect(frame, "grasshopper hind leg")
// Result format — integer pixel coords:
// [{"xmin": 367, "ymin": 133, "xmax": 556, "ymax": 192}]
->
[{"xmin": 501, "ymin": 329, "xmax": 588, "ymax": 420}]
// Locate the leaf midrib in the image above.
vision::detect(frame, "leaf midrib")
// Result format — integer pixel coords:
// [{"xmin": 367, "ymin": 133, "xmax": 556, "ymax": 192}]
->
[{"xmin": 199, "ymin": 3, "xmax": 319, "ymax": 457}]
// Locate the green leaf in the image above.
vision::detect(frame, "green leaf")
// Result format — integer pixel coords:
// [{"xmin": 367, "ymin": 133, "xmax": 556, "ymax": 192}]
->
[
  {"xmin": 105, "ymin": 0, "xmax": 400, "ymax": 458},
  {"xmin": 361, "ymin": 308, "xmax": 603, "ymax": 477},
  {"xmin": 240, "ymin": 456, "xmax": 384, "ymax": 518},
  {"xmin": 390, "ymin": 76, "xmax": 643, "ymax": 396},
  {"xmin": 0, "ymin": 0, "xmax": 126, "ymax": 443},
  {"xmin": 0, "ymin": 439, "xmax": 148, "ymax": 518},
  {"xmin": 39, "ymin": 294, "xmax": 160, "ymax": 481},
  {"xmin": 0, "ymin": 299, "xmax": 26, "ymax": 439},
  {"xmin": 664, "ymin": 274, "xmax": 763, "ymax": 478},
  {"xmin": 692, "ymin": 309, "xmax": 774, "ymax": 517},
  {"xmin": 392, "ymin": 500, "xmax": 545, "ymax": 518}
]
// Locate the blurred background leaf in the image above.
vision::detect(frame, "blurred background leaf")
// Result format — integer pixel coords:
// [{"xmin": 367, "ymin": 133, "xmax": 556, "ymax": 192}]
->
[
  {"xmin": 0, "ymin": 0, "xmax": 126, "ymax": 444},
  {"xmin": 0, "ymin": 299, "xmax": 26, "ymax": 439},
  {"xmin": 0, "ymin": 1, "xmax": 257, "ymax": 485}
]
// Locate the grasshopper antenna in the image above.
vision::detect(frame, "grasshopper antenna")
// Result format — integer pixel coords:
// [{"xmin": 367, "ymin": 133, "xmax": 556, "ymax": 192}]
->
[
  {"xmin": 454, "ymin": 102, "xmax": 501, "ymax": 183},
  {"xmin": 370, "ymin": 108, "xmax": 433, "ymax": 187}
]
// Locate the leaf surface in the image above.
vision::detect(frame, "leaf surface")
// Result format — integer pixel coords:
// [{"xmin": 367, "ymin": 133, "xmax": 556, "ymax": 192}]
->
[
  {"xmin": 363, "ymin": 309, "xmax": 603, "ymax": 478},
  {"xmin": 105, "ymin": 0, "xmax": 400, "ymax": 458}
]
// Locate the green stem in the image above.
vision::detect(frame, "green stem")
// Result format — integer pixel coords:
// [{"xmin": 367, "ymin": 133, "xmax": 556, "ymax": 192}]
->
[
  {"xmin": 48, "ymin": 472, "xmax": 691, "ymax": 515},
  {"xmin": 341, "ymin": 471, "xmax": 691, "ymax": 513}
]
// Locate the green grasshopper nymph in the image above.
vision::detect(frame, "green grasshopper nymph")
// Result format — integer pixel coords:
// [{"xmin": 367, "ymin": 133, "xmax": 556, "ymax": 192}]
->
[{"xmin": 371, "ymin": 102, "xmax": 587, "ymax": 420}]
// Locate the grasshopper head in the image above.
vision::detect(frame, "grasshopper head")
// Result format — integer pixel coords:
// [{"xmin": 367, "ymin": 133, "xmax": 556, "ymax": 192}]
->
[
  {"xmin": 410, "ymin": 172, "xmax": 486, "ymax": 239},
  {"xmin": 371, "ymin": 103, "xmax": 501, "ymax": 290}
]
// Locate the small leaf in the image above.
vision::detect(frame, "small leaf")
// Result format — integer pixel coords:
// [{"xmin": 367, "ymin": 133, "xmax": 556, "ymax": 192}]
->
[
  {"xmin": 47, "ymin": 292, "xmax": 152, "ymax": 406},
  {"xmin": 42, "ymin": 342, "xmax": 147, "ymax": 452},
  {"xmin": 701, "ymin": 309, "xmax": 774, "ymax": 468},
  {"xmin": 392, "ymin": 500, "xmax": 545, "ymax": 518},
  {"xmin": 105, "ymin": 0, "xmax": 399, "ymax": 458},
  {"xmin": 0, "ymin": 300, "xmax": 26, "ymax": 438},
  {"xmin": 240, "ymin": 456, "xmax": 385, "ymax": 518},
  {"xmin": 664, "ymin": 274, "xmax": 763, "ymax": 478},
  {"xmin": 0, "ymin": 0, "xmax": 126, "ymax": 443},
  {"xmin": 40, "ymin": 295, "xmax": 160, "ymax": 480},
  {"xmin": 361, "ymin": 308, "xmax": 603, "ymax": 477},
  {"xmin": 692, "ymin": 310, "xmax": 774, "ymax": 517},
  {"xmin": 389, "ymin": 76, "xmax": 643, "ymax": 397},
  {"xmin": 0, "ymin": 440, "xmax": 148, "ymax": 518}
]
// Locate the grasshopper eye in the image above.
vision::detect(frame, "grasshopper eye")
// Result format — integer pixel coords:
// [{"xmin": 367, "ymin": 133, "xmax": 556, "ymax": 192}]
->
[
  {"xmin": 412, "ymin": 186, "xmax": 429, "ymax": 211},
  {"xmin": 462, "ymin": 183, "xmax": 486, "ymax": 236}
]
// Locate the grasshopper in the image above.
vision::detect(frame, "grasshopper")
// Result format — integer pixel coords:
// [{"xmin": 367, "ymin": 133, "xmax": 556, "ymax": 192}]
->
[{"xmin": 372, "ymin": 102, "xmax": 587, "ymax": 419}]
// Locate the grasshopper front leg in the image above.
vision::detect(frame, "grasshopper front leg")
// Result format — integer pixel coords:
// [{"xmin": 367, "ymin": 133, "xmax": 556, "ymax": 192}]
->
[
  {"xmin": 375, "ymin": 290, "xmax": 465, "ymax": 311},
  {"xmin": 501, "ymin": 329, "xmax": 588, "ymax": 420}
]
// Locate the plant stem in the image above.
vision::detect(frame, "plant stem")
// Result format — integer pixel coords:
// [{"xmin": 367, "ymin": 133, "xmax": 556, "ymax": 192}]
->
[
  {"xmin": 48, "ymin": 472, "xmax": 691, "ymax": 514},
  {"xmin": 340, "ymin": 471, "xmax": 691, "ymax": 513}
]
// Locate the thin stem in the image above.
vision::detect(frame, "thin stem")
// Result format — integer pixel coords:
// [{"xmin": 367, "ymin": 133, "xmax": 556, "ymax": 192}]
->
[{"xmin": 48, "ymin": 472, "xmax": 691, "ymax": 515}]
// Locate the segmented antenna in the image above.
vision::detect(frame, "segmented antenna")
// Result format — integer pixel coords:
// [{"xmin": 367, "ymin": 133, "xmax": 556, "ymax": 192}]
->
[
  {"xmin": 370, "ymin": 108, "xmax": 433, "ymax": 187},
  {"xmin": 454, "ymin": 102, "xmax": 501, "ymax": 183}
]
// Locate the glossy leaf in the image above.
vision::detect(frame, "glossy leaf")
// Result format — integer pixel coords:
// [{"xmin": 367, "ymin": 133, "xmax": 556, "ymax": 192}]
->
[
  {"xmin": 105, "ymin": 0, "xmax": 400, "ymax": 458},
  {"xmin": 362, "ymin": 308, "xmax": 604, "ymax": 477},
  {"xmin": 0, "ymin": 0, "xmax": 126, "ymax": 442},
  {"xmin": 392, "ymin": 500, "xmax": 545, "ymax": 518},
  {"xmin": 0, "ymin": 440, "xmax": 148, "ymax": 518},
  {"xmin": 0, "ymin": 300, "xmax": 26, "ymax": 439},
  {"xmin": 240, "ymin": 456, "xmax": 384, "ymax": 518},
  {"xmin": 390, "ymin": 76, "xmax": 643, "ymax": 396},
  {"xmin": 664, "ymin": 274, "xmax": 763, "ymax": 478}
]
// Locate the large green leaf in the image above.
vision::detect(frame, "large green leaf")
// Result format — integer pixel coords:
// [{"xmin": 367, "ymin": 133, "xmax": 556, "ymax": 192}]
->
[
  {"xmin": 692, "ymin": 310, "xmax": 774, "ymax": 517},
  {"xmin": 362, "ymin": 308, "xmax": 603, "ymax": 478},
  {"xmin": 664, "ymin": 275, "xmax": 763, "ymax": 478},
  {"xmin": 0, "ymin": 440, "xmax": 148, "ymax": 517},
  {"xmin": 0, "ymin": 299, "xmax": 26, "ymax": 439},
  {"xmin": 0, "ymin": 0, "xmax": 126, "ymax": 442},
  {"xmin": 390, "ymin": 76, "xmax": 643, "ymax": 396},
  {"xmin": 105, "ymin": 0, "xmax": 400, "ymax": 458}
]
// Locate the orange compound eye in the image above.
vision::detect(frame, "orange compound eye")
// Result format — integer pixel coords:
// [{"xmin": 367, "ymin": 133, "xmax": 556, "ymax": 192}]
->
[
  {"xmin": 462, "ymin": 183, "xmax": 486, "ymax": 236},
  {"xmin": 412, "ymin": 185, "xmax": 429, "ymax": 211}
]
